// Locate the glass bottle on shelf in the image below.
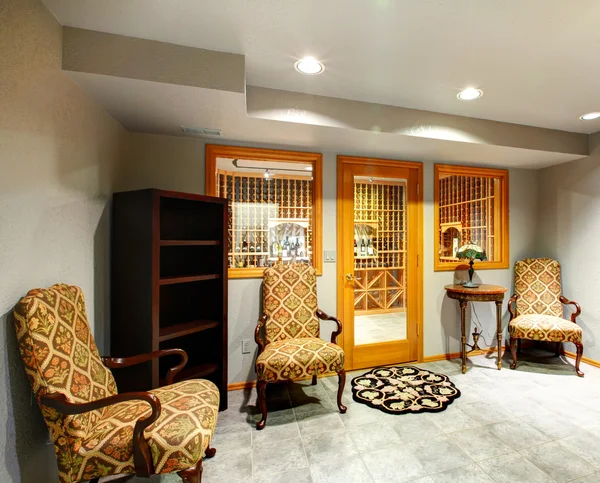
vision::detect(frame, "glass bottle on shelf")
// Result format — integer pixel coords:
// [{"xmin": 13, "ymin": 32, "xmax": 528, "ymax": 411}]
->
[
  {"xmin": 360, "ymin": 237, "xmax": 366, "ymax": 256},
  {"xmin": 354, "ymin": 239, "xmax": 358, "ymax": 257},
  {"xmin": 282, "ymin": 236, "xmax": 290, "ymax": 257},
  {"xmin": 242, "ymin": 237, "xmax": 248, "ymax": 253},
  {"xmin": 235, "ymin": 241, "xmax": 241, "ymax": 254},
  {"xmin": 271, "ymin": 241, "xmax": 280, "ymax": 258},
  {"xmin": 294, "ymin": 238, "xmax": 301, "ymax": 257},
  {"xmin": 367, "ymin": 239, "xmax": 374, "ymax": 256},
  {"xmin": 249, "ymin": 236, "xmax": 255, "ymax": 253}
]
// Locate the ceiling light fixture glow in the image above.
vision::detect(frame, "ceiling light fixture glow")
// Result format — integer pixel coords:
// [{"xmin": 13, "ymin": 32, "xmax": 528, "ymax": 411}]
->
[
  {"xmin": 580, "ymin": 112, "xmax": 600, "ymax": 121},
  {"xmin": 264, "ymin": 169, "xmax": 271, "ymax": 179},
  {"xmin": 457, "ymin": 88, "xmax": 483, "ymax": 101},
  {"xmin": 294, "ymin": 57, "xmax": 325, "ymax": 75},
  {"xmin": 304, "ymin": 166, "xmax": 313, "ymax": 171}
]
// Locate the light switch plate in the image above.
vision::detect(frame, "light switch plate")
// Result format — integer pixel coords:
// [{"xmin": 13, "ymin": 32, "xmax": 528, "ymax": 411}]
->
[
  {"xmin": 324, "ymin": 250, "xmax": 336, "ymax": 262},
  {"xmin": 241, "ymin": 339, "xmax": 251, "ymax": 354}
]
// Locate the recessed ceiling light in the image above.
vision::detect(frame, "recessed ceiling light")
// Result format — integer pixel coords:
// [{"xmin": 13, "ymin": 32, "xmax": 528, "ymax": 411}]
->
[
  {"xmin": 580, "ymin": 112, "xmax": 600, "ymax": 121},
  {"xmin": 294, "ymin": 57, "xmax": 325, "ymax": 75},
  {"xmin": 457, "ymin": 88, "xmax": 483, "ymax": 101}
]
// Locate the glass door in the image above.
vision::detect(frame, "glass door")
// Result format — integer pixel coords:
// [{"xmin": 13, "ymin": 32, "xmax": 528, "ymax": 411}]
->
[{"xmin": 338, "ymin": 157, "xmax": 422, "ymax": 369}]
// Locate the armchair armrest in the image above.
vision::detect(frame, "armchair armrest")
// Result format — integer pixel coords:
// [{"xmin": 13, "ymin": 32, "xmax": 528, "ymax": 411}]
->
[
  {"xmin": 40, "ymin": 391, "xmax": 161, "ymax": 478},
  {"xmin": 102, "ymin": 348, "xmax": 188, "ymax": 386},
  {"xmin": 316, "ymin": 309, "xmax": 343, "ymax": 344},
  {"xmin": 507, "ymin": 294, "xmax": 519, "ymax": 321},
  {"xmin": 560, "ymin": 296, "xmax": 581, "ymax": 323},
  {"xmin": 255, "ymin": 313, "xmax": 268, "ymax": 355}
]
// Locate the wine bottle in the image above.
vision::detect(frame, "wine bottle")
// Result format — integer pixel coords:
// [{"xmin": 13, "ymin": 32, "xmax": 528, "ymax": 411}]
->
[
  {"xmin": 367, "ymin": 239, "xmax": 374, "ymax": 256},
  {"xmin": 282, "ymin": 236, "xmax": 290, "ymax": 257},
  {"xmin": 249, "ymin": 237, "xmax": 255, "ymax": 253},
  {"xmin": 242, "ymin": 237, "xmax": 248, "ymax": 253},
  {"xmin": 294, "ymin": 237, "xmax": 301, "ymax": 257},
  {"xmin": 354, "ymin": 239, "xmax": 358, "ymax": 256},
  {"xmin": 360, "ymin": 238, "xmax": 366, "ymax": 255}
]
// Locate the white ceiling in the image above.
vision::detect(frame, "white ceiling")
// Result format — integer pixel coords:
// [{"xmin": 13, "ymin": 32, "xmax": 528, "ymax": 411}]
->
[
  {"xmin": 44, "ymin": 0, "xmax": 600, "ymax": 134},
  {"xmin": 66, "ymin": 72, "xmax": 581, "ymax": 169}
]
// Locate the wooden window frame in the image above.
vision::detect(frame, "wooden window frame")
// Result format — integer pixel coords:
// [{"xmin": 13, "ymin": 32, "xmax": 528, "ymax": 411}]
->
[
  {"xmin": 433, "ymin": 164, "xmax": 509, "ymax": 272},
  {"xmin": 206, "ymin": 144, "xmax": 323, "ymax": 279}
]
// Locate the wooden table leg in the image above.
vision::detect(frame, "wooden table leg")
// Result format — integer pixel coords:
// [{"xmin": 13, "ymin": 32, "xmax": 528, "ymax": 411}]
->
[
  {"xmin": 460, "ymin": 300, "xmax": 467, "ymax": 374},
  {"xmin": 495, "ymin": 300, "xmax": 502, "ymax": 370}
]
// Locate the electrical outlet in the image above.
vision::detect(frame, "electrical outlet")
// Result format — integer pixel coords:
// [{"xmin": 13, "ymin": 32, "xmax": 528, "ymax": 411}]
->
[{"xmin": 241, "ymin": 339, "xmax": 251, "ymax": 354}]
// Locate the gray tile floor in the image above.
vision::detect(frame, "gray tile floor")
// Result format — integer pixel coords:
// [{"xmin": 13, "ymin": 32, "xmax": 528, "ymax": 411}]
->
[
  {"xmin": 126, "ymin": 350, "xmax": 600, "ymax": 483},
  {"xmin": 355, "ymin": 312, "xmax": 407, "ymax": 345}
]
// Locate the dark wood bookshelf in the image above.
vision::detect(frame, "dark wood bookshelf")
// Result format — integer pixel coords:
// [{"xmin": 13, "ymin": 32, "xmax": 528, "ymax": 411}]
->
[
  {"xmin": 159, "ymin": 274, "xmax": 221, "ymax": 285},
  {"xmin": 111, "ymin": 189, "xmax": 228, "ymax": 410},
  {"xmin": 159, "ymin": 320, "xmax": 221, "ymax": 342},
  {"xmin": 159, "ymin": 240, "xmax": 221, "ymax": 246}
]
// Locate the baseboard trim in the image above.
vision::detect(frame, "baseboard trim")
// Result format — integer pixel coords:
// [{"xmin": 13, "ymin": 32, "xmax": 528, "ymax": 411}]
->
[
  {"xmin": 422, "ymin": 346, "xmax": 501, "ymax": 363},
  {"xmin": 563, "ymin": 350, "xmax": 600, "ymax": 369},
  {"xmin": 227, "ymin": 347, "xmax": 599, "ymax": 390},
  {"xmin": 228, "ymin": 381, "xmax": 256, "ymax": 391},
  {"xmin": 228, "ymin": 372, "xmax": 335, "ymax": 391}
]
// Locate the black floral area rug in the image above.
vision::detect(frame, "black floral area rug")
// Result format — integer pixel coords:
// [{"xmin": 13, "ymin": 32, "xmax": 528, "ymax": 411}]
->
[{"xmin": 351, "ymin": 366, "xmax": 461, "ymax": 414}]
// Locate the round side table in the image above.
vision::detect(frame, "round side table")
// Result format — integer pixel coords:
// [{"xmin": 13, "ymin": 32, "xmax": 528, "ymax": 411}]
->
[{"xmin": 444, "ymin": 284, "xmax": 507, "ymax": 374}]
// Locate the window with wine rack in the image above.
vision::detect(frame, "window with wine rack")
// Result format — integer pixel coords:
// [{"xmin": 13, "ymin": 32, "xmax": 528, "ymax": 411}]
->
[
  {"xmin": 353, "ymin": 178, "xmax": 406, "ymax": 314},
  {"xmin": 434, "ymin": 165, "xmax": 509, "ymax": 271},
  {"xmin": 206, "ymin": 145, "xmax": 323, "ymax": 279}
]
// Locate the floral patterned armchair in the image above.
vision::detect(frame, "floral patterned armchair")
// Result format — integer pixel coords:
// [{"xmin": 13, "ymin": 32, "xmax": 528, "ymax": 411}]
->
[
  {"xmin": 13, "ymin": 284, "xmax": 219, "ymax": 483},
  {"xmin": 254, "ymin": 263, "xmax": 347, "ymax": 429},
  {"xmin": 508, "ymin": 258, "xmax": 584, "ymax": 377}
]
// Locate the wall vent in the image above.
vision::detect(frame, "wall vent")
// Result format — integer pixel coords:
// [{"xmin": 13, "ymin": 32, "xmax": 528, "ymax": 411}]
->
[{"xmin": 180, "ymin": 126, "xmax": 223, "ymax": 137}]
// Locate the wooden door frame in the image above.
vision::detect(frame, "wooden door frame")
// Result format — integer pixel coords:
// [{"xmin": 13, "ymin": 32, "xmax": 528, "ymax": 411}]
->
[{"xmin": 336, "ymin": 155, "xmax": 424, "ymax": 370}]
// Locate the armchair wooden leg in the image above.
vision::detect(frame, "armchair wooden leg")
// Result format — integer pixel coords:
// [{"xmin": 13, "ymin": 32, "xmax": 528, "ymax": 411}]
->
[
  {"xmin": 256, "ymin": 380, "xmax": 268, "ymax": 430},
  {"xmin": 178, "ymin": 460, "xmax": 203, "ymax": 483},
  {"xmin": 575, "ymin": 343, "xmax": 585, "ymax": 378},
  {"xmin": 509, "ymin": 337, "xmax": 518, "ymax": 370},
  {"xmin": 205, "ymin": 444, "xmax": 216, "ymax": 458},
  {"xmin": 311, "ymin": 373, "xmax": 318, "ymax": 386},
  {"xmin": 336, "ymin": 369, "xmax": 347, "ymax": 414},
  {"xmin": 555, "ymin": 342, "xmax": 561, "ymax": 357}
]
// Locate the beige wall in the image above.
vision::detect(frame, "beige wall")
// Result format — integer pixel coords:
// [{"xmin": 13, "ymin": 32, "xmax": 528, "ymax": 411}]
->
[
  {"xmin": 119, "ymin": 132, "xmax": 539, "ymax": 384},
  {"xmin": 0, "ymin": 0, "xmax": 125, "ymax": 480},
  {"xmin": 538, "ymin": 133, "xmax": 600, "ymax": 362}
]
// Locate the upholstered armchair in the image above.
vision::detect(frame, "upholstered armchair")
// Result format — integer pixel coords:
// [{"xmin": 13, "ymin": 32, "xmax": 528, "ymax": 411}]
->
[
  {"xmin": 508, "ymin": 258, "xmax": 584, "ymax": 377},
  {"xmin": 254, "ymin": 263, "xmax": 347, "ymax": 429},
  {"xmin": 13, "ymin": 284, "xmax": 219, "ymax": 483}
]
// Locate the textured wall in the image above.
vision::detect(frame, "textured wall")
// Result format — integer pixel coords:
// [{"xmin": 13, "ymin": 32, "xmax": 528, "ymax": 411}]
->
[
  {"xmin": 119, "ymin": 132, "xmax": 540, "ymax": 384},
  {"xmin": 537, "ymin": 133, "xmax": 600, "ymax": 361},
  {"xmin": 0, "ymin": 0, "xmax": 125, "ymax": 480}
]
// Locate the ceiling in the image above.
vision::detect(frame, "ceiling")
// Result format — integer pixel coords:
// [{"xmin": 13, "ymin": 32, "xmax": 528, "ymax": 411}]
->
[
  {"xmin": 64, "ymin": 72, "xmax": 581, "ymax": 169},
  {"xmin": 43, "ymin": 0, "xmax": 600, "ymax": 134}
]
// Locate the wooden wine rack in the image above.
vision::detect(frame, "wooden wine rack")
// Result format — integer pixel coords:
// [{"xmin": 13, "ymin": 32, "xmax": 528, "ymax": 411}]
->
[
  {"xmin": 353, "ymin": 180, "xmax": 406, "ymax": 314},
  {"xmin": 438, "ymin": 175, "xmax": 499, "ymax": 263},
  {"xmin": 216, "ymin": 170, "xmax": 313, "ymax": 270}
]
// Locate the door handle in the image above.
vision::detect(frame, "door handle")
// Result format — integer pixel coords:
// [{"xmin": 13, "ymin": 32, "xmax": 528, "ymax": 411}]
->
[{"xmin": 345, "ymin": 273, "xmax": 354, "ymax": 281}]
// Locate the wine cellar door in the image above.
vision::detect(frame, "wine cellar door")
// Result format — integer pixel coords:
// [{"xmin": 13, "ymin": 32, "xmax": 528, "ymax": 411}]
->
[{"xmin": 338, "ymin": 157, "xmax": 422, "ymax": 369}]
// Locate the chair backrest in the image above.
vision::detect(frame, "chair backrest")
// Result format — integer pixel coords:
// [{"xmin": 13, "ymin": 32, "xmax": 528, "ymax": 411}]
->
[
  {"xmin": 514, "ymin": 258, "xmax": 563, "ymax": 317},
  {"xmin": 262, "ymin": 263, "xmax": 320, "ymax": 344},
  {"xmin": 13, "ymin": 284, "xmax": 117, "ymax": 480}
]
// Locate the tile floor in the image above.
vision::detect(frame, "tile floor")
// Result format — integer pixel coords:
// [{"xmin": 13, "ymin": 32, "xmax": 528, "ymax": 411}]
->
[
  {"xmin": 354, "ymin": 312, "xmax": 407, "ymax": 344},
  {"xmin": 126, "ymin": 350, "xmax": 600, "ymax": 483}
]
